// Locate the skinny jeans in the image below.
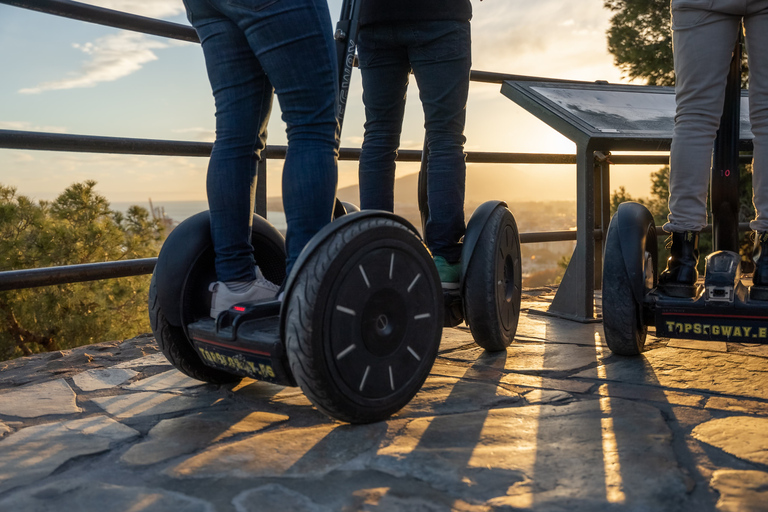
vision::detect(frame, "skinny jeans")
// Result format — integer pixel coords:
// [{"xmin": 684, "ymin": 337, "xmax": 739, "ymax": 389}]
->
[
  {"xmin": 357, "ymin": 20, "xmax": 471, "ymax": 263},
  {"xmin": 182, "ymin": 0, "xmax": 339, "ymax": 281},
  {"xmin": 665, "ymin": 0, "xmax": 768, "ymax": 233}
]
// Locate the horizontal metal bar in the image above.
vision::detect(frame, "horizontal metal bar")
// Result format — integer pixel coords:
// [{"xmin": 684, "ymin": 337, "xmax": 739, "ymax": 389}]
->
[
  {"xmin": 0, "ymin": 259, "xmax": 157, "ymax": 291},
  {"xmin": 0, "ymin": 0, "xmax": 199, "ymax": 42},
  {"xmin": 0, "ymin": 222, "xmax": 755, "ymax": 291},
  {"xmin": 608, "ymin": 154, "xmax": 752, "ymax": 165},
  {"xmin": 0, "ymin": 129, "xmax": 212, "ymax": 156},
  {"xmin": 470, "ymin": 70, "xmax": 609, "ymax": 86},
  {"xmin": 520, "ymin": 230, "xmax": 577, "ymax": 243},
  {"xmin": 0, "ymin": 130, "xmax": 578, "ymax": 165},
  {"xmin": 0, "ymin": 230, "xmax": 592, "ymax": 291}
]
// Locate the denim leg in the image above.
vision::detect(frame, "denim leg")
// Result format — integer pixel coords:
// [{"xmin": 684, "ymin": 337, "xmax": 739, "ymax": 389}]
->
[
  {"xmin": 358, "ymin": 25, "xmax": 411, "ymax": 212},
  {"xmin": 233, "ymin": 1, "xmax": 339, "ymax": 275},
  {"xmin": 746, "ymin": 2, "xmax": 768, "ymax": 231},
  {"xmin": 184, "ymin": 0, "xmax": 338, "ymax": 278},
  {"xmin": 665, "ymin": 2, "xmax": 741, "ymax": 232},
  {"xmin": 410, "ymin": 21, "xmax": 471, "ymax": 262},
  {"xmin": 185, "ymin": 2, "xmax": 272, "ymax": 283}
]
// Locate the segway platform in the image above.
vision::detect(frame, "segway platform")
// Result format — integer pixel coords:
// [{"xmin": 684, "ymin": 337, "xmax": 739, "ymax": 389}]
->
[
  {"xmin": 187, "ymin": 301, "xmax": 292, "ymax": 385},
  {"xmin": 652, "ymin": 251, "xmax": 768, "ymax": 343}
]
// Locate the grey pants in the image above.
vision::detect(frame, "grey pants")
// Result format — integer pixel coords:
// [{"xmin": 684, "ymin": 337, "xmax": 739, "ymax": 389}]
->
[{"xmin": 665, "ymin": 0, "xmax": 768, "ymax": 233}]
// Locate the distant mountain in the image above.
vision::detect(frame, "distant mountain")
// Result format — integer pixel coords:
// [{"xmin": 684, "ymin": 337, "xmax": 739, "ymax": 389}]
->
[{"xmin": 267, "ymin": 171, "xmax": 576, "ymax": 233}]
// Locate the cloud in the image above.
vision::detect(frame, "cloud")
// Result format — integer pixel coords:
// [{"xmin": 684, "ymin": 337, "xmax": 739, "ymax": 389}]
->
[
  {"xmin": 86, "ymin": 0, "xmax": 186, "ymax": 19},
  {"xmin": 171, "ymin": 127, "xmax": 215, "ymax": 142},
  {"xmin": 0, "ymin": 121, "xmax": 68, "ymax": 133},
  {"xmin": 470, "ymin": 0, "xmax": 622, "ymax": 82},
  {"xmin": 19, "ymin": 32, "xmax": 171, "ymax": 94}
]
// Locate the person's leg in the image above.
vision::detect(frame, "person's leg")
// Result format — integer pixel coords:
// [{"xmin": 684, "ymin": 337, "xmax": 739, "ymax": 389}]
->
[
  {"xmin": 183, "ymin": 0, "xmax": 273, "ymax": 286},
  {"xmin": 744, "ymin": 1, "xmax": 768, "ymax": 287},
  {"xmin": 357, "ymin": 24, "xmax": 411, "ymax": 212},
  {"xmin": 665, "ymin": 2, "xmax": 741, "ymax": 233},
  {"xmin": 408, "ymin": 20, "xmax": 471, "ymax": 264},
  {"xmin": 660, "ymin": 1, "xmax": 741, "ymax": 295},
  {"xmin": 223, "ymin": 0, "xmax": 339, "ymax": 276},
  {"xmin": 747, "ymin": 1, "xmax": 768, "ymax": 231}
]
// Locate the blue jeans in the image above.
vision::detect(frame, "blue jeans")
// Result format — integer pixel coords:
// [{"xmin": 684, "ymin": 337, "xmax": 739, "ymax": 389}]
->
[
  {"xmin": 357, "ymin": 20, "xmax": 471, "ymax": 262},
  {"xmin": 182, "ymin": 0, "xmax": 339, "ymax": 281}
]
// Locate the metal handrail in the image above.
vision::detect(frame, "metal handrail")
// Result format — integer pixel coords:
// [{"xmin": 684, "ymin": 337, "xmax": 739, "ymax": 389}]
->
[{"xmin": 0, "ymin": 0, "xmax": 199, "ymax": 42}]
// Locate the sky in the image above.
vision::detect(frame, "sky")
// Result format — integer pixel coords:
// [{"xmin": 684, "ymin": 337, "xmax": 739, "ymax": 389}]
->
[{"xmin": 0, "ymin": 0, "xmax": 659, "ymax": 206}]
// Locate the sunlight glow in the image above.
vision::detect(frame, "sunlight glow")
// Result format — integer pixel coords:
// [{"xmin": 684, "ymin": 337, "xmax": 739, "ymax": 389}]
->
[{"xmin": 596, "ymin": 332, "xmax": 626, "ymax": 504}]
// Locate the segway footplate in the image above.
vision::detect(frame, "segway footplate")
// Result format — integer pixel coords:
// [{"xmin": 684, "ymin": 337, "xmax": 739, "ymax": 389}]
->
[{"xmin": 188, "ymin": 313, "xmax": 294, "ymax": 385}]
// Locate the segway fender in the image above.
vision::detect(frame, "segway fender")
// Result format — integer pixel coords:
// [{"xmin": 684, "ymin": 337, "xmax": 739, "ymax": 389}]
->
[
  {"xmin": 460, "ymin": 200, "xmax": 508, "ymax": 287},
  {"xmin": 279, "ymin": 210, "xmax": 421, "ymax": 340},
  {"xmin": 155, "ymin": 212, "xmax": 284, "ymax": 326},
  {"xmin": 611, "ymin": 202, "xmax": 657, "ymax": 305}
]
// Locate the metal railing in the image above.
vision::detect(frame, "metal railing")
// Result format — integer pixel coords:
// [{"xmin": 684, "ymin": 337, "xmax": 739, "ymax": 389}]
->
[{"xmin": 0, "ymin": 0, "xmax": 745, "ymax": 292}]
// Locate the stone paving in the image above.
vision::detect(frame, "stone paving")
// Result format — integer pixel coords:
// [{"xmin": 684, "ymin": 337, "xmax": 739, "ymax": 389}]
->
[{"xmin": 0, "ymin": 289, "xmax": 767, "ymax": 511}]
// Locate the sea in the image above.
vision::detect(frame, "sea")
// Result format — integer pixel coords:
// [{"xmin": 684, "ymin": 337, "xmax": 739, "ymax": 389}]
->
[{"xmin": 110, "ymin": 200, "xmax": 288, "ymax": 232}]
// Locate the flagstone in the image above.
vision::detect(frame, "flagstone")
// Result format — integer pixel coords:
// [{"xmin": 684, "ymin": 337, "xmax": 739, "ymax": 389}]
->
[
  {"xmin": 73, "ymin": 368, "xmax": 138, "ymax": 391},
  {"xmin": 0, "ymin": 478, "xmax": 214, "ymax": 512},
  {"xmin": 692, "ymin": 417, "xmax": 768, "ymax": 465},
  {"xmin": 233, "ymin": 484, "xmax": 331, "ymax": 512},
  {"xmin": 121, "ymin": 411, "xmax": 289, "ymax": 466},
  {"xmin": 168, "ymin": 421, "xmax": 386, "ymax": 479},
  {"xmin": 709, "ymin": 470, "xmax": 768, "ymax": 512},
  {"xmin": 91, "ymin": 391, "xmax": 220, "ymax": 418},
  {"xmin": 0, "ymin": 379, "xmax": 80, "ymax": 418},
  {"xmin": 0, "ymin": 416, "xmax": 138, "ymax": 493},
  {"xmin": 123, "ymin": 369, "xmax": 206, "ymax": 392}
]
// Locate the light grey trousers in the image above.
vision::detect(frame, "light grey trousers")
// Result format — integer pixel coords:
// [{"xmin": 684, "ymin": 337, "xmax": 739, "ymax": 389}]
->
[{"xmin": 665, "ymin": 0, "xmax": 768, "ymax": 233}]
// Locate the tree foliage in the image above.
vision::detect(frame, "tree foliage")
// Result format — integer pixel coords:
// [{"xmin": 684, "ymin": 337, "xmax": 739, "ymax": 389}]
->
[
  {"xmin": 0, "ymin": 181, "xmax": 165, "ymax": 360},
  {"xmin": 605, "ymin": 0, "xmax": 749, "ymax": 86},
  {"xmin": 605, "ymin": 0, "xmax": 675, "ymax": 85}
]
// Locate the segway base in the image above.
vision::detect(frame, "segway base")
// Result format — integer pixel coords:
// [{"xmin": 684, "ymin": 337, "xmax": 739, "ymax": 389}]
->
[
  {"xmin": 651, "ymin": 283, "xmax": 768, "ymax": 343},
  {"xmin": 188, "ymin": 311, "xmax": 294, "ymax": 386}
]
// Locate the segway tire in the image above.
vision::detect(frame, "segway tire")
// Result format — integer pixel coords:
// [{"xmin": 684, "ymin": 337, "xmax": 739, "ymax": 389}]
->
[
  {"xmin": 149, "ymin": 272, "xmax": 239, "ymax": 384},
  {"xmin": 602, "ymin": 225, "xmax": 648, "ymax": 356},
  {"xmin": 464, "ymin": 206, "xmax": 522, "ymax": 352},
  {"xmin": 285, "ymin": 216, "xmax": 443, "ymax": 424}
]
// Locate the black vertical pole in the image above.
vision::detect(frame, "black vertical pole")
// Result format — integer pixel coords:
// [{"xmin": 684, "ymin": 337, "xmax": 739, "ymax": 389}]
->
[
  {"xmin": 334, "ymin": 0, "xmax": 361, "ymax": 131},
  {"xmin": 711, "ymin": 30, "xmax": 743, "ymax": 252},
  {"xmin": 417, "ymin": 138, "xmax": 429, "ymax": 234},
  {"xmin": 331, "ymin": 0, "xmax": 361, "ymax": 217}
]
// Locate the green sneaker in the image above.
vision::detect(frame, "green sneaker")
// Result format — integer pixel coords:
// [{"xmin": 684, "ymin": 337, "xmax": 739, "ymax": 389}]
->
[{"xmin": 433, "ymin": 256, "xmax": 461, "ymax": 290}]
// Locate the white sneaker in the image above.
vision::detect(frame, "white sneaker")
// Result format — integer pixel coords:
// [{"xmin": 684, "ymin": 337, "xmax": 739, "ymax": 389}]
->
[{"xmin": 209, "ymin": 268, "xmax": 280, "ymax": 318}]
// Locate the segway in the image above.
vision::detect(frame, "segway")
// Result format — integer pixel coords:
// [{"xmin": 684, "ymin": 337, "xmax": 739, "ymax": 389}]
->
[
  {"xmin": 602, "ymin": 35, "xmax": 768, "ymax": 355},
  {"xmin": 149, "ymin": 0, "xmax": 443, "ymax": 424},
  {"xmin": 417, "ymin": 167, "xmax": 522, "ymax": 351}
]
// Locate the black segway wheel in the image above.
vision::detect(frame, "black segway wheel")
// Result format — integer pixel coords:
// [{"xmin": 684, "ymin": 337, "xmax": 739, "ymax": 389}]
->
[
  {"xmin": 149, "ymin": 272, "xmax": 238, "ymax": 384},
  {"xmin": 602, "ymin": 203, "xmax": 657, "ymax": 355},
  {"xmin": 285, "ymin": 216, "xmax": 443, "ymax": 423},
  {"xmin": 149, "ymin": 212, "xmax": 286, "ymax": 383},
  {"xmin": 464, "ymin": 206, "xmax": 522, "ymax": 352}
]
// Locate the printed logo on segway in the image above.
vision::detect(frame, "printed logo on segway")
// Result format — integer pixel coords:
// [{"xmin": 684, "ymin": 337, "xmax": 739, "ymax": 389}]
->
[
  {"xmin": 659, "ymin": 316, "xmax": 768, "ymax": 341},
  {"xmin": 195, "ymin": 343, "xmax": 277, "ymax": 381}
]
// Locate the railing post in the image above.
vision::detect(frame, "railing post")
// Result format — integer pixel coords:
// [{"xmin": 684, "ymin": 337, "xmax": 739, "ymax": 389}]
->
[
  {"xmin": 547, "ymin": 142, "xmax": 597, "ymax": 322},
  {"xmin": 417, "ymin": 137, "xmax": 429, "ymax": 234},
  {"xmin": 255, "ymin": 157, "xmax": 267, "ymax": 218},
  {"xmin": 594, "ymin": 151, "xmax": 611, "ymax": 291}
]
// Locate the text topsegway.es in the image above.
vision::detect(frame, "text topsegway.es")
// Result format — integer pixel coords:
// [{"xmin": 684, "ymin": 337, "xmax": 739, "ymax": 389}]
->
[{"xmin": 602, "ymin": 35, "xmax": 767, "ymax": 355}]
